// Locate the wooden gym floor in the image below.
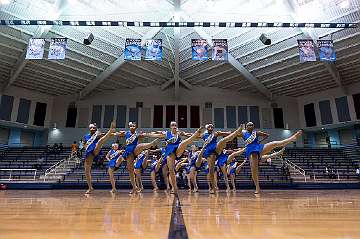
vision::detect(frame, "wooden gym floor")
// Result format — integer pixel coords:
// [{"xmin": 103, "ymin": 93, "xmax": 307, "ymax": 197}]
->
[{"xmin": 0, "ymin": 190, "xmax": 359, "ymax": 239}]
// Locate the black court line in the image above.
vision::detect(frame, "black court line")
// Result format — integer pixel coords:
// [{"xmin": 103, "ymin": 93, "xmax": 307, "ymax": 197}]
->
[{"xmin": 168, "ymin": 194, "xmax": 189, "ymax": 239}]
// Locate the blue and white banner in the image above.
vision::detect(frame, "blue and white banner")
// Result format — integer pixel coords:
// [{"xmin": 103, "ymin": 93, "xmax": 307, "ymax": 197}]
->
[
  {"xmin": 192, "ymin": 39, "xmax": 208, "ymax": 60},
  {"xmin": 317, "ymin": 40, "xmax": 336, "ymax": 62},
  {"xmin": 144, "ymin": 39, "xmax": 162, "ymax": 61},
  {"xmin": 124, "ymin": 38, "xmax": 142, "ymax": 61},
  {"xmin": 48, "ymin": 38, "xmax": 67, "ymax": 60},
  {"xmin": 298, "ymin": 39, "xmax": 316, "ymax": 62},
  {"xmin": 212, "ymin": 39, "xmax": 228, "ymax": 61},
  {"xmin": 25, "ymin": 38, "xmax": 45, "ymax": 59}
]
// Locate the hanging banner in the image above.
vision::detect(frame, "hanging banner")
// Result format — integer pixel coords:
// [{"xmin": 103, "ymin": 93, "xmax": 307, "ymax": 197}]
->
[
  {"xmin": 124, "ymin": 38, "xmax": 142, "ymax": 61},
  {"xmin": 192, "ymin": 39, "xmax": 208, "ymax": 60},
  {"xmin": 317, "ymin": 40, "xmax": 336, "ymax": 62},
  {"xmin": 25, "ymin": 38, "xmax": 45, "ymax": 59},
  {"xmin": 48, "ymin": 38, "xmax": 67, "ymax": 60},
  {"xmin": 144, "ymin": 39, "xmax": 162, "ymax": 61},
  {"xmin": 212, "ymin": 39, "xmax": 228, "ymax": 61},
  {"xmin": 298, "ymin": 39, "xmax": 316, "ymax": 62}
]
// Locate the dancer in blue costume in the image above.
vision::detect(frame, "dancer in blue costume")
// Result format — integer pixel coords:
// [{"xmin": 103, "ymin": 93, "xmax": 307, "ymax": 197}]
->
[
  {"xmin": 134, "ymin": 150, "xmax": 152, "ymax": 192},
  {"xmin": 185, "ymin": 145, "xmax": 201, "ymax": 192},
  {"xmin": 238, "ymin": 122, "xmax": 302, "ymax": 194},
  {"xmin": 173, "ymin": 146, "xmax": 200, "ymax": 192},
  {"xmin": 151, "ymin": 121, "xmax": 204, "ymax": 194},
  {"xmin": 106, "ymin": 143, "xmax": 123, "ymax": 193},
  {"xmin": 148, "ymin": 148, "xmax": 167, "ymax": 192},
  {"xmin": 113, "ymin": 122, "xmax": 160, "ymax": 194},
  {"xmin": 200, "ymin": 124, "xmax": 244, "ymax": 194},
  {"xmin": 83, "ymin": 121, "xmax": 116, "ymax": 194}
]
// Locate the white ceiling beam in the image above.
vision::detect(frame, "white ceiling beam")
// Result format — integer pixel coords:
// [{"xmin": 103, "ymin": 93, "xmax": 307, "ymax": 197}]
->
[
  {"xmin": 180, "ymin": 12, "xmax": 272, "ymax": 100},
  {"xmin": 1, "ymin": 0, "xmax": 67, "ymax": 93},
  {"xmin": 120, "ymin": 68, "xmax": 160, "ymax": 84},
  {"xmin": 174, "ymin": 0, "xmax": 181, "ymax": 99},
  {"xmin": 128, "ymin": 61, "xmax": 172, "ymax": 80},
  {"xmin": 182, "ymin": 62, "xmax": 227, "ymax": 80},
  {"xmin": 191, "ymin": 68, "xmax": 234, "ymax": 84},
  {"xmin": 282, "ymin": 0, "xmax": 348, "ymax": 94},
  {"xmin": 207, "ymin": 75, "xmax": 241, "ymax": 87},
  {"xmin": 160, "ymin": 78, "xmax": 193, "ymax": 90},
  {"xmin": 80, "ymin": 14, "xmax": 174, "ymax": 99}
]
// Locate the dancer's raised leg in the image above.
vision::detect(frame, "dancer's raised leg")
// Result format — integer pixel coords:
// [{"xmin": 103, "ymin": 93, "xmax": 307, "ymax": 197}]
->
[
  {"xmin": 94, "ymin": 121, "xmax": 116, "ymax": 155},
  {"xmin": 134, "ymin": 138, "xmax": 160, "ymax": 156},
  {"xmin": 261, "ymin": 130, "xmax": 302, "ymax": 155},
  {"xmin": 215, "ymin": 126, "xmax": 244, "ymax": 154},
  {"xmin": 175, "ymin": 127, "xmax": 204, "ymax": 158}
]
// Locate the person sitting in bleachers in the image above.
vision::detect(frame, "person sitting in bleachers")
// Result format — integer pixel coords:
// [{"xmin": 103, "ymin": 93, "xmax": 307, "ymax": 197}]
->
[
  {"xmin": 71, "ymin": 141, "xmax": 78, "ymax": 156},
  {"xmin": 45, "ymin": 145, "xmax": 51, "ymax": 154},
  {"xmin": 59, "ymin": 143, "xmax": 64, "ymax": 154},
  {"xmin": 53, "ymin": 143, "xmax": 59, "ymax": 154},
  {"xmin": 78, "ymin": 139, "xmax": 84, "ymax": 157},
  {"xmin": 34, "ymin": 155, "xmax": 45, "ymax": 170},
  {"xmin": 356, "ymin": 165, "xmax": 360, "ymax": 180}
]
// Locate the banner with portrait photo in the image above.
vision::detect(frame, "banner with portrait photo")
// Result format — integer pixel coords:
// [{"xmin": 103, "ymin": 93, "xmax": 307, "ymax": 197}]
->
[
  {"xmin": 144, "ymin": 39, "xmax": 162, "ymax": 61},
  {"xmin": 48, "ymin": 38, "xmax": 67, "ymax": 60},
  {"xmin": 317, "ymin": 40, "xmax": 336, "ymax": 62},
  {"xmin": 298, "ymin": 39, "xmax": 316, "ymax": 62},
  {"xmin": 212, "ymin": 39, "xmax": 228, "ymax": 61},
  {"xmin": 25, "ymin": 38, "xmax": 45, "ymax": 59},
  {"xmin": 124, "ymin": 39, "xmax": 142, "ymax": 61},
  {"xmin": 192, "ymin": 39, "xmax": 208, "ymax": 60}
]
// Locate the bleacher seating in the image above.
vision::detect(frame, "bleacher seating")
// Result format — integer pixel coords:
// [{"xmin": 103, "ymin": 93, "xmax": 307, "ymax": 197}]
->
[
  {"xmin": 1, "ymin": 145, "xmax": 359, "ymax": 186},
  {"xmin": 0, "ymin": 146, "xmax": 72, "ymax": 181},
  {"xmin": 284, "ymin": 147, "xmax": 358, "ymax": 181}
]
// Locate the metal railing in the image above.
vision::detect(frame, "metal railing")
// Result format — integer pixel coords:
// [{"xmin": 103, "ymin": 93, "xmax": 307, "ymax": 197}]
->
[
  {"xmin": 43, "ymin": 154, "xmax": 78, "ymax": 181},
  {"xmin": 284, "ymin": 159, "xmax": 307, "ymax": 182},
  {"xmin": 0, "ymin": 169, "xmax": 37, "ymax": 181}
]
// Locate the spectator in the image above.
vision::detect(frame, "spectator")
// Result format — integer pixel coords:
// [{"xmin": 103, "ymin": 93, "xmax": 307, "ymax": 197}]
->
[
  {"xmin": 59, "ymin": 143, "xmax": 64, "ymax": 154},
  {"xmin": 71, "ymin": 141, "xmax": 78, "ymax": 156},
  {"xmin": 45, "ymin": 145, "xmax": 51, "ymax": 154},
  {"xmin": 356, "ymin": 166, "xmax": 360, "ymax": 180},
  {"xmin": 326, "ymin": 136, "xmax": 331, "ymax": 149},
  {"xmin": 325, "ymin": 164, "xmax": 329, "ymax": 175},
  {"xmin": 281, "ymin": 161, "xmax": 290, "ymax": 181},
  {"xmin": 78, "ymin": 139, "xmax": 84, "ymax": 157},
  {"xmin": 34, "ymin": 155, "xmax": 45, "ymax": 170},
  {"xmin": 53, "ymin": 143, "xmax": 59, "ymax": 154}
]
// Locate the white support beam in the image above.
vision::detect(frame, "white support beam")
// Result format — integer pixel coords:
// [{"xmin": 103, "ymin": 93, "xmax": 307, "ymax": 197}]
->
[
  {"xmin": 161, "ymin": 78, "xmax": 193, "ymax": 91},
  {"xmin": 180, "ymin": 12, "xmax": 272, "ymax": 100},
  {"xmin": 282, "ymin": 0, "xmax": 347, "ymax": 94},
  {"xmin": 192, "ymin": 68, "xmax": 234, "ymax": 84},
  {"xmin": 128, "ymin": 61, "xmax": 171, "ymax": 81},
  {"xmin": 1, "ymin": 0, "xmax": 67, "ymax": 93},
  {"xmin": 80, "ymin": 14, "xmax": 174, "ymax": 99},
  {"xmin": 207, "ymin": 75, "xmax": 240, "ymax": 87},
  {"xmin": 174, "ymin": 0, "xmax": 181, "ymax": 99},
  {"xmin": 182, "ymin": 62, "xmax": 227, "ymax": 80},
  {"xmin": 120, "ymin": 68, "xmax": 159, "ymax": 84},
  {"xmin": 164, "ymin": 33, "xmax": 176, "ymax": 76}
]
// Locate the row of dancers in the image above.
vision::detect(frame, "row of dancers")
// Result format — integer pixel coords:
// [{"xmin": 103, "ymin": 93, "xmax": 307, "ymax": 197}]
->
[
  {"xmin": 107, "ymin": 143, "xmax": 285, "ymax": 193},
  {"xmin": 82, "ymin": 121, "xmax": 302, "ymax": 194}
]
